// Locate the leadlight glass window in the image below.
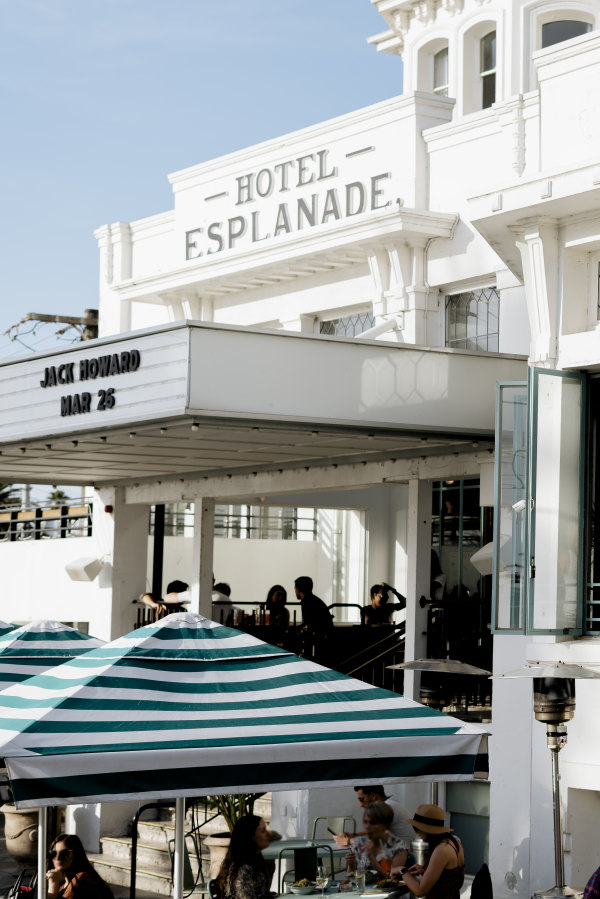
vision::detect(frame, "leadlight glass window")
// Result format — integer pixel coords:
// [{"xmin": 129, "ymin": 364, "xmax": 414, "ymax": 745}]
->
[
  {"xmin": 542, "ymin": 20, "xmax": 591, "ymax": 48},
  {"xmin": 480, "ymin": 31, "xmax": 496, "ymax": 109},
  {"xmin": 320, "ymin": 312, "xmax": 375, "ymax": 337},
  {"xmin": 445, "ymin": 287, "xmax": 499, "ymax": 352},
  {"xmin": 433, "ymin": 47, "xmax": 449, "ymax": 96}
]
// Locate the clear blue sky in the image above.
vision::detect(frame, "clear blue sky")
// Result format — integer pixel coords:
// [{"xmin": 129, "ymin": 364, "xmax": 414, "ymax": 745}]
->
[{"xmin": 0, "ymin": 0, "xmax": 402, "ymax": 361}]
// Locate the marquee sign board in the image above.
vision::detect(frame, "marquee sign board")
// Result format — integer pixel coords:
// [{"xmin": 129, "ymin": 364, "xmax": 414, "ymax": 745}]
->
[{"xmin": 0, "ymin": 326, "xmax": 189, "ymax": 443}]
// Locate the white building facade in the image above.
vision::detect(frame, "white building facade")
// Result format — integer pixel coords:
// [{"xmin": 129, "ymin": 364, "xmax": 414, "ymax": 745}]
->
[{"xmin": 1, "ymin": 0, "xmax": 600, "ymax": 896}]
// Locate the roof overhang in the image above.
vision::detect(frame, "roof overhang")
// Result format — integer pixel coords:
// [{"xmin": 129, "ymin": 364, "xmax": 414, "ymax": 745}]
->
[
  {"xmin": 0, "ymin": 322, "xmax": 527, "ymax": 487},
  {"xmin": 469, "ymin": 161, "xmax": 600, "ymax": 278}
]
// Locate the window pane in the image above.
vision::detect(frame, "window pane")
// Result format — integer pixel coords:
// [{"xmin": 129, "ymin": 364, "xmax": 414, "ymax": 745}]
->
[
  {"xmin": 446, "ymin": 288, "xmax": 500, "ymax": 352},
  {"xmin": 494, "ymin": 384, "xmax": 527, "ymax": 631},
  {"xmin": 482, "ymin": 72, "xmax": 496, "ymax": 109},
  {"xmin": 542, "ymin": 20, "xmax": 591, "ymax": 48},
  {"xmin": 434, "ymin": 47, "xmax": 449, "ymax": 94},
  {"xmin": 319, "ymin": 312, "xmax": 375, "ymax": 337},
  {"xmin": 480, "ymin": 31, "xmax": 496, "ymax": 73}
]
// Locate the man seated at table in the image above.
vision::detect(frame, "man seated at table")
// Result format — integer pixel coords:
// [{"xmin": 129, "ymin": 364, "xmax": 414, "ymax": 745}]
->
[{"xmin": 334, "ymin": 785, "xmax": 413, "ymax": 846}]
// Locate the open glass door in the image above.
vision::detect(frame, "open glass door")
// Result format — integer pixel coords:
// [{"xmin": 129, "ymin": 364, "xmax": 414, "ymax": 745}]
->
[{"xmin": 528, "ymin": 368, "xmax": 585, "ymax": 634}]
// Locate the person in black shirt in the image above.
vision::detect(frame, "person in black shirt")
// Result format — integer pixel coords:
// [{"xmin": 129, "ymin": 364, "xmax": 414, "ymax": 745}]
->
[
  {"xmin": 294, "ymin": 576, "xmax": 333, "ymax": 632},
  {"xmin": 361, "ymin": 582, "xmax": 406, "ymax": 625}
]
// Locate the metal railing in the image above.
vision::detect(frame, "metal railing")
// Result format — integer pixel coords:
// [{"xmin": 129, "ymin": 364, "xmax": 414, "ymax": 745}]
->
[{"xmin": 0, "ymin": 501, "xmax": 93, "ymax": 542}]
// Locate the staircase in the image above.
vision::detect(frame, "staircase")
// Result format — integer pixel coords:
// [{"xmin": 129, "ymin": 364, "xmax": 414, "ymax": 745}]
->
[{"xmin": 89, "ymin": 797, "xmax": 272, "ymax": 898}]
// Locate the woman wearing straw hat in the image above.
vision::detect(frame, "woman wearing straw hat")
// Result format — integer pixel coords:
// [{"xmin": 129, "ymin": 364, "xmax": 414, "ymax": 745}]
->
[{"xmin": 392, "ymin": 805, "xmax": 465, "ymax": 899}]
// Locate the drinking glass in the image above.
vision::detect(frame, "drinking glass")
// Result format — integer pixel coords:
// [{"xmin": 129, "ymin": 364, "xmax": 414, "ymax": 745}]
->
[
  {"xmin": 354, "ymin": 868, "xmax": 366, "ymax": 894},
  {"xmin": 316, "ymin": 864, "xmax": 328, "ymax": 898}
]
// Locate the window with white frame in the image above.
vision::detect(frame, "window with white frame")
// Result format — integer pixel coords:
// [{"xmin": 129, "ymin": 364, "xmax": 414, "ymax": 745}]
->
[
  {"xmin": 480, "ymin": 31, "xmax": 496, "ymax": 109},
  {"xmin": 445, "ymin": 287, "xmax": 499, "ymax": 352},
  {"xmin": 319, "ymin": 311, "xmax": 375, "ymax": 337},
  {"xmin": 433, "ymin": 47, "xmax": 449, "ymax": 96},
  {"xmin": 462, "ymin": 21, "xmax": 498, "ymax": 114}
]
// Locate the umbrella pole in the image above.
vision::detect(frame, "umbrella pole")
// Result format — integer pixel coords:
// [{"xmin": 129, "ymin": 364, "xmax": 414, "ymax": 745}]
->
[
  {"xmin": 37, "ymin": 807, "xmax": 47, "ymax": 899},
  {"xmin": 173, "ymin": 797, "xmax": 185, "ymax": 899}
]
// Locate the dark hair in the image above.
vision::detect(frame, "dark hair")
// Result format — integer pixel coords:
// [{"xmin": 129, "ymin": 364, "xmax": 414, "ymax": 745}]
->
[
  {"xmin": 166, "ymin": 580, "xmax": 189, "ymax": 593},
  {"xmin": 214, "ymin": 582, "xmax": 231, "ymax": 596},
  {"xmin": 294, "ymin": 576, "xmax": 313, "ymax": 594},
  {"xmin": 354, "ymin": 785, "xmax": 386, "ymax": 797},
  {"xmin": 48, "ymin": 834, "xmax": 113, "ymax": 897},
  {"xmin": 425, "ymin": 831, "xmax": 462, "ymax": 858},
  {"xmin": 364, "ymin": 801, "xmax": 394, "ymax": 829},
  {"xmin": 369, "ymin": 585, "xmax": 389, "ymax": 602},
  {"xmin": 266, "ymin": 585, "xmax": 287, "ymax": 606},
  {"xmin": 217, "ymin": 815, "xmax": 267, "ymax": 893}
]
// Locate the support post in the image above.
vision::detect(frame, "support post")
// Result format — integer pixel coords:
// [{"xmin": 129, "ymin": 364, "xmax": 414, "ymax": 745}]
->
[
  {"xmin": 37, "ymin": 807, "xmax": 47, "ymax": 899},
  {"xmin": 190, "ymin": 499, "xmax": 215, "ymax": 618},
  {"xmin": 173, "ymin": 797, "xmax": 185, "ymax": 899},
  {"xmin": 404, "ymin": 479, "xmax": 432, "ymax": 701}
]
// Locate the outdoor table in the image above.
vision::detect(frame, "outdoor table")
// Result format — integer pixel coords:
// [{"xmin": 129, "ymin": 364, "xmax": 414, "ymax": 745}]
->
[{"xmin": 264, "ymin": 839, "xmax": 346, "ymax": 892}]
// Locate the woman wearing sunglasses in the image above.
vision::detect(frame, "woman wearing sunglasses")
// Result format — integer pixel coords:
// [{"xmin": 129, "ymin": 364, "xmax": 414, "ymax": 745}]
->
[{"xmin": 46, "ymin": 833, "xmax": 113, "ymax": 899}]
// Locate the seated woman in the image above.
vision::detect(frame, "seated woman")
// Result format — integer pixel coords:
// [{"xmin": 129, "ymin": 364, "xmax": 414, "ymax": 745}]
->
[
  {"xmin": 265, "ymin": 584, "xmax": 290, "ymax": 629},
  {"xmin": 217, "ymin": 814, "xmax": 273, "ymax": 899},
  {"xmin": 396, "ymin": 804, "xmax": 465, "ymax": 899},
  {"xmin": 361, "ymin": 583, "xmax": 406, "ymax": 626},
  {"xmin": 46, "ymin": 833, "xmax": 113, "ymax": 899},
  {"xmin": 346, "ymin": 801, "xmax": 408, "ymax": 878}
]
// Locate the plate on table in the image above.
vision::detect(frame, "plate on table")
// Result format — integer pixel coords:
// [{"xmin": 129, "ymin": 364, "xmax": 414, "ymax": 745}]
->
[{"xmin": 290, "ymin": 887, "xmax": 315, "ymax": 895}]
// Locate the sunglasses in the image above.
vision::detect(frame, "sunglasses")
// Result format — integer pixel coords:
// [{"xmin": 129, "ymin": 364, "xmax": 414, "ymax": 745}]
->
[{"xmin": 49, "ymin": 848, "xmax": 72, "ymax": 860}]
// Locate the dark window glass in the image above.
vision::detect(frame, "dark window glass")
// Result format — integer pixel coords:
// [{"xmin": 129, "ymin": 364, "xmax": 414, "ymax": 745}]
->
[
  {"xmin": 434, "ymin": 47, "xmax": 449, "ymax": 95},
  {"xmin": 480, "ymin": 31, "xmax": 496, "ymax": 108},
  {"xmin": 542, "ymin": 20, "xmax": 591, "ymax": 48}
]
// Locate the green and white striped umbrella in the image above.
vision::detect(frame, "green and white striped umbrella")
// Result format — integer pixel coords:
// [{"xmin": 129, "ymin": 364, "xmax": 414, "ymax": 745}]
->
[
  {"xmin": 0, "ymin": 620, "xmax": 14, "ymax": 639},
  {"xmin": 0, "ymin": 619, "xmax": 104, "ymax": 692},
  {"xmin": 0, "ymin": 613, "xmax": 486, "ymax": 808}
]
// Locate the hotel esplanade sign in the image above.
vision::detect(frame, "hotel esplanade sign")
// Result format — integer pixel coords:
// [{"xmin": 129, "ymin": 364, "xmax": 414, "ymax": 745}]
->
[{"xmin": 183, "ymin": 145, "xmax": 395, "ymax": 260}]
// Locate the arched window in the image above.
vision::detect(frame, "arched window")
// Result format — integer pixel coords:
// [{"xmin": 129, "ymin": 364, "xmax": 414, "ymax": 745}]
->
[
  {"xmin": 480, "ymin": 31, "xmax": 496, "ymax": 109},
  {"xmin": 415, "ymin": 38, "xmax": 451, "ymax": 98},
  {"xmin": 462, "ymin": 20, "xmax": 499, "ymax": 114},
  {"xmin": 541, "ymin": 19, "xmax": 591, "ymax": 47},
  {"xmin": 433, "ymin": 47, "xmax": 449, "ymax": 96}
]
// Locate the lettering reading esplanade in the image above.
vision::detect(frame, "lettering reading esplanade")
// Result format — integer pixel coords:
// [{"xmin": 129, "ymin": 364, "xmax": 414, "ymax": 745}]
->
[
  {"xmin": 39, "ymin": 349, "xmax": 141, "ymax": 417},
  {"xmin": 185, "ymin": 147, "xmax": 392, "ymax": 259}
]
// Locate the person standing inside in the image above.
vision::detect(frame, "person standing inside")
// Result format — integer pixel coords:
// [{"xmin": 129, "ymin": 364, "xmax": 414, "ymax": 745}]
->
[{"xmin": 294, "ymin": 576, "xmax": 333, "ymax": 633}]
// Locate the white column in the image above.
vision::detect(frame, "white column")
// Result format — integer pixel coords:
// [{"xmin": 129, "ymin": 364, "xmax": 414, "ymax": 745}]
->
[
  {"xmin": 93, "ymin": 486, "xmax": 149, "ymax": 640},
  {"xmin": 404, "ymin": 478, "xmax": 432, "ymax": 700},
  {"xmin": 513, "ymin": 218, "xmax": 559, "ymax": 365},
  {"xmin": 190, "ymin": 498, "xmax": 215, "ymax": 618}
]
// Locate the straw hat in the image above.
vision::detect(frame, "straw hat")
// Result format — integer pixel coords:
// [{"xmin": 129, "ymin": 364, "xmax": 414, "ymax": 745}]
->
[{"xmin": 404, "ymin": 804, "xmax": 453, "ymax": 834}]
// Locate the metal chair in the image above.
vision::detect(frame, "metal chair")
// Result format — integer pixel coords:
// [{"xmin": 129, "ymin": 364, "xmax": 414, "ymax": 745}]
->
[
  {"xmin": 311, "ymin": 816, "xmax": 356, "ymax": 840},
  {"xmin": 277, "ymin": 844, "xmax": 336, "ymax": 893}
]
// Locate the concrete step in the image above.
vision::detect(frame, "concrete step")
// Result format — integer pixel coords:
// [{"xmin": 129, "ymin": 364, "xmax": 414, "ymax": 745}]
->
[
  {"xmin": 89, "ymin": 854, "xmax": 207, "ymax": 897},
  {"xmin": 100, "ymin": 836, "xmax": 175, "ymax": 872}
]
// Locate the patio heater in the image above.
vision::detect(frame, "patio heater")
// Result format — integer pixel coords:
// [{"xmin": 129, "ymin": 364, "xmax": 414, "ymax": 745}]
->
[
  {"xmin": 495, "ymin": 661, "xmax": 600, "ymax": 899},
  {"xmin": 390, "ymin": 658, "xmax": 491, "ymax": 803}
]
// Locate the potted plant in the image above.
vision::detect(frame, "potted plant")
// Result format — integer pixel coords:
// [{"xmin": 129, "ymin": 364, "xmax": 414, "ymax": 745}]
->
[
  {"xmin": 0, "ymin": 782, "xmax": 38, "ymax": 864},
  {"xmin": 203, "ymin": 793, "xmax": 259, "ymax": 879}
]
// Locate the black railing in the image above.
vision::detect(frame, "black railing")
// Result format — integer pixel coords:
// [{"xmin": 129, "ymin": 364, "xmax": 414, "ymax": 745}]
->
[{"xmin": 0, "ymin": 502, "xmax": 93, "ymax": 542}]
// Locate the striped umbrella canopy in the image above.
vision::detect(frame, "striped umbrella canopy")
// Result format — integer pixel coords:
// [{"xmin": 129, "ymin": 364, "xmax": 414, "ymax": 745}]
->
[
  {"xmin": 0, "ymin": 620, "xmax": 15, "ymax": 639},
  {"xmin": 0, "ymin": 619, "xmax": 104, "ymax": 692},
  {"xmin": 0, "ymin": 612, "xmax": 486, "ymax": 809}
]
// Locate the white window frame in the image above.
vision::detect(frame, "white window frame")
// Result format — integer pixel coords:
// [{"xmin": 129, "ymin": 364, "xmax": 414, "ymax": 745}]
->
[
  {"xmin": 461, "ymin": 18, "xmax": 500, "ymax": 115},
  {"xmin": 523, "ymin": 1, "xmax": 597, "ymax": 91}
]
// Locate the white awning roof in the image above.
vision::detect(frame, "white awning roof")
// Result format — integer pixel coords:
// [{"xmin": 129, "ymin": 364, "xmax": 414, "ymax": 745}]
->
[{"xmin": 0, "ymin": 321, "xmax": 527, "ymax": 486}]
